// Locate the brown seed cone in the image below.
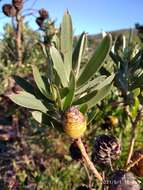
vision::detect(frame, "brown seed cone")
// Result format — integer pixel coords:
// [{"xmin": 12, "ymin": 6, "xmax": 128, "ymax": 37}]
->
[
  {"xmin": 109, "ymin": 170, "xmax": 140, "ymax": 190},
  {"xmin": 63, "ymin": 106, "xmax": 86, "ymax": 139},
  {"xmin": 92, "ymin": 135, "xmax": 121, "ymax": 165},
  {"xmin": 36, "ymin": 17, "xmax": 45, "ymax": 28},
  {"xmin": 2, "ymin": 4, "xmax": 17, "ymax": 17},
  {"xmin": 131, "ymin": 149, "xmax": 143, "ymax": 177},
  {"xmin": 39, "ymin": 9, "xmax": 49, "ymax": 19},
  {"xmin": 12, "ymin": 0, "xmax": 23, "ymax": 10}
]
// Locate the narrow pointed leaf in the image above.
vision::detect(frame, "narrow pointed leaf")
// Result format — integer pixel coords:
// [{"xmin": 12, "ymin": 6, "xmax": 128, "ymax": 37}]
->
[
  {"xmin": 61, "ymin": 10, "xmax": 73, "ymax": 78},
  {"xmin": 72, "ymin": 32, "xmax": 87, "ymax": 77},
  {"xmin": 87, "ymin": 108, "xmax": 98, "ymax": 125},
  {"xmin": 52, "ymin": 34, "xmax": 60, "ymax": 50},
  {"xmin": 59, "ymin": 87, "xmax": 69, "ymax": 99},
  {"xmin": 110, "ymin": 51, "xmax": 124, "ymax": 66},
  {"xmin": 32, "ymin": 66, "xmax": 50, "ymax": 98},
  {"xmin": 73, "ymin": 90, "xmax": 98, "ymax": 105},
  {"xmin": 50, "ymin": 46, "xmax": 68, "ymax": 87},
  {"xmin": 76, "ymin": 75, "xmax": 106, "ymax": 95},
  {"xmin": 51, "ymin": 84, "xmax": 62, "ymax": 109},
  {"xmin": 32, "ymin": 111, "xmax": 62, "ymax": 131},
  {"xmin": 86, "ymin": 84, "xmax": 112, "ymax": 109},
  {"xmin": 77, "ymin": 34, "xmax": 112, "ymax": 87},
  {"xmin": 80, "ymin": 104, "xmax": 88, "ymax": 114},
  {"xmin": 32, "ymin": 111, "xmax": 42, "ymax": 123},
  {"xmin": 63, "ymin": 71, "xmax": 76, "ymax": 110},
  {"xmin": 74, "ymin": 84, "xmax": 112, "ymax": 109},
  {"xmin": 92, "ymin": 73, "xmax": 115, "ymax": 90},
  {"xmin": 9, "ymin": 91, "xmax": 48, "ymax": 113},
  {"xmin": 13, "ymin": 75, "xmax": 35, "ymax": 95}
]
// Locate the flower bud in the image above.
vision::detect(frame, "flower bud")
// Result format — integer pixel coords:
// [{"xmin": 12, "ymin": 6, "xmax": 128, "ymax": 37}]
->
[
  {"xmin": 12, "ymin": 0, "xmax": 23, "ymax": 10},
  {"xmin": 2, "ymin": 4, "xmax": 17, "ymax": 17},
  {"xmin": 63, "ymin": 106, "xmax": 86, "ymax": 139},
  {"xmin": 39, "ymin": 9, "xmax": 49, "ymax": 19}
]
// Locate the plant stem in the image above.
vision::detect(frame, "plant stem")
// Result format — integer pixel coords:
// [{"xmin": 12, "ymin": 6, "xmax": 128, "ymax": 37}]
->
[
  {"xmin": 16, "ymin": 12, "xmax": 23, "ymax": 66},
  {"xmin": 76, "ymin": 138, "xmax": 102, "ymax": 182},
  {"xmin": 82, "ymin": 161, "xmax": 92, "ymax": 188},
  {"xmin": 125, "ymin": 106, "xmax": 143, "ymax": 167},
  {"xmin": 12, "ymin": 114, "xmax": 20, "ymax": 138}
]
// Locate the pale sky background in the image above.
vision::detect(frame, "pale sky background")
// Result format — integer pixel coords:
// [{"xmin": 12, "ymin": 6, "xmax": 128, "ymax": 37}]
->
[{"xmin": 0, "ymin": 0, "xmax": 143, "ymax": 35}]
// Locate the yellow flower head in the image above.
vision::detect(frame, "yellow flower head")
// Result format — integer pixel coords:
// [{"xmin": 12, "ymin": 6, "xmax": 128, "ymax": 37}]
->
[{"xmin": 63, "ymin": 106, "xmax": 86, "ymax": 139}]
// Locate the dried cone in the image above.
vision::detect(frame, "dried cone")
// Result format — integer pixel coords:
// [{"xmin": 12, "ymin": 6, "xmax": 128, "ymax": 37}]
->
[
  {"xmin": 109, "ymin": 170, "xmax": 140, "ymax": 190},
  {"xmin": 36, "ymin": 17, "xmax": 45, "ymax": 28},
  {"xmin": 12, "ymin": 0, "xmax": 23, "ymax": 10},
  {"xmin": 39, "ymin": 9, "xmax": 49, "ymax": 19},
  {"xmin": 63, "ymin": 106, "xmax": 86, "ymax": 139},
  {"xmin": 131, "ymin": 149, "xmax": 143, "ymax": 177},
  {"xmin": 2, "ymin": 4, "xmax": 17, "ymax": 17},
  {"xmin": 92, "ymin": 135, "xmax": 121, "ymax": 165}
]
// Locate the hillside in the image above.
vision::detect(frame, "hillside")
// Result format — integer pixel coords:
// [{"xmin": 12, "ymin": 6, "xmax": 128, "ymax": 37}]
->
[{"xmin": 87, "ymin": 28, "xmax": 138, "ymax": 48}]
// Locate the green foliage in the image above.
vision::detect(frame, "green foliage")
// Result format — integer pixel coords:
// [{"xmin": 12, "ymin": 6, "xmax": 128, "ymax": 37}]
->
[
  {"xmin": 63, "ymin": 71, "xmax": 76, "ymax": 110},
  {"xmin": 10, "ymin": 12, "xmax": 114, "ymax": 125},
  {"xmin": 10, "ymin": 91, "xmax": 48, "ymax": 113},
  {"xmin": 77, "ymin": 34, "xmax": 112, "ymax": 87},
  {"xmin": 0, "ymin": 23, "xmax": 42, "ymax": 66},
  {"xmin": 110, "ymin": 31, "xmax": 143, "ymax": 105},
  {"xmin": 50, "ymin": 46, "xmax": 69, "ymax": 87},
  {"xmin": 72, "ymin": 32, "xmax": 87, "ymax": 78}
]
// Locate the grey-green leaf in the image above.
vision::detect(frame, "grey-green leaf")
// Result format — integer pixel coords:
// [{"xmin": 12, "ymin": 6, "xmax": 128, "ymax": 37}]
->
[
  {"xmin": 9, "ymin": 91, "xmax": 48, "ymax": 113},
  {"xmin": 86, "ymin": 84, "xmax": 112, "ymax": 109},
  {"xmin": 32, "ymin": 111, "xmax": 42, "ymax": 123},
  {"xmin": 13, "ymin": 75, "xmax": 35, "ymax": 95},
  {"xmin": 63, "ymin": 71, "xmax": 76, "ymax": 110},
  {"xmin": 72, "ymin": 32, "xmax": 87, "ymax": 78},
  {"xmin": 50, "ymin": 46, "xmax": 69, "ymax": 87},
  {"xmin": 74, "ymin": 84, "xmax": 112, "ymax": 109},
  {"xmin": 76, "ymin": 75, "xmax": 106, "ymax": 95},
  {"xmin": 77, "ymin": 34, "xmax": 112, "ymax": 87},
  {"xmin": 32, "ymin": 66, "xmax": 50, "ymax": 98},
  {"xmin": 61, "ymin": 10, "xmax": 73, "ymax": 78},
  {"xmin": 93, "ymin": 73, "xmax": 115, "ymax": 90},
  {"xmin": 73, "ymin": 90, "xmax": 98, "ymax": 105}
]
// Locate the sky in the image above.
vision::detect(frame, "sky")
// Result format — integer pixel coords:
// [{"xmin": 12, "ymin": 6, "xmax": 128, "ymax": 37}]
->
[{"xmin": 0, "ymin": 0, "xmax": 143, "ymax": 35}]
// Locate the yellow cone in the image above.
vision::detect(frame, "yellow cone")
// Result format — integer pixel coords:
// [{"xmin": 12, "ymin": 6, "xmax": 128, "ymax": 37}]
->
[{"xmin": 63, "ymin": 106, "xmax": 86, "ymax": 139}]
